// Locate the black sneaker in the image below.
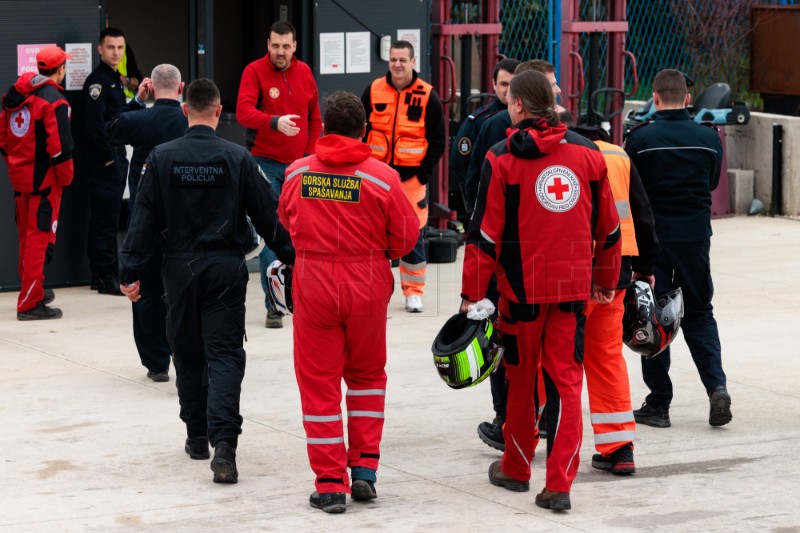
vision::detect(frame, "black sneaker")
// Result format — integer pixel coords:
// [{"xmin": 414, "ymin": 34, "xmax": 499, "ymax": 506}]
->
[
  {"xmin": 708, "ymin": 386, "xmax": 732, "ymax": 427},
  {"xmin": 633, "ymin": 402, "xmax": 671, "ymax": 428},
  {"xmin": 96, "ymin": 274, "xmax": 124, "ymax": 296},
  {"xmin": 351, "ymin": 479, "xmax": 377, "ymax": 501},
  {"xmin": 43, "ymin": 288, "xmax": 55, "ymax": 305},
  {"xmin": 265, "ymin": 308, "xmax": 283, "ymax": 329},
  {"xmin": 210, "ymin": 442, "xmax": 238, "ymax": 483},
  {"xmin": 592, "ymin": 443, "xmax": 635, "ymax": 475},
  {"xmin": 535, "ymin": 488, "xmax": 571, "ymax": 511},
  {"xmin": 147, "ymin": 370, "xmax": 170, "ymax": 382},
  {"xmin": 477, "ymin": 419, "xmax": 505, "ymax": 451},
  {"xmin": 310, "ymin": 491, "xmax": 347, "ymax": 513},
  {"xmin": 488, "ymin": 460, "xmax": 529, "ymax": 492},
  {"xmin": 538, "ymin": 417, "xmax": 548, "ymax": 440},
  {"xmin": 17, "ymin": 302, "xmax": 62, "ymax": 321},
  {"xmin": 185, "ymin": 437, "xmax": 210, "ymax": 460}
]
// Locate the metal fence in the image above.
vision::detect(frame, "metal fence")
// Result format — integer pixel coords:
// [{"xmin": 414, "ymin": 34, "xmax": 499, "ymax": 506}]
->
[{"xmin": 495, "ymin": 0, "xmax": 800, "ymax": 107}]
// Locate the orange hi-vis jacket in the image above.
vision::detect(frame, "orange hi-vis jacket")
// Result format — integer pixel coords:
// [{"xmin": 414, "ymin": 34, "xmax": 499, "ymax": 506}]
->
[
  {"xmin": 596, "ymin": 140, "xmax": 638, "ymax": 257},
  {"xmin": 366, "ymin": 76, "xmax": 432, "ymax": 168}
]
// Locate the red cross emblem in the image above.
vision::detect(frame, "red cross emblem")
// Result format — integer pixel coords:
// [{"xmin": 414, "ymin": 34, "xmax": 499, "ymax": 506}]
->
[
  {"xmin": 547, "ymin": 177, "xmax": 571, "ymax": 200},
  {"xmin": 536, "ymin": 166, "xmax": 580, "ymax": 212},
  {"xmin": 10, "ymin": 108, "xmax": 31, "ymax": 137},
  {"xmin": 14, "ymin": 114, "xmax": 25, "ymax": 129}
]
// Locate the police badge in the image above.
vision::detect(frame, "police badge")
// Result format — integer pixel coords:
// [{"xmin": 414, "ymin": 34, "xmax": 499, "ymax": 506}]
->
[{"xmin": 89, "ymin": 83, "xmax": 102, "ymax": 100}]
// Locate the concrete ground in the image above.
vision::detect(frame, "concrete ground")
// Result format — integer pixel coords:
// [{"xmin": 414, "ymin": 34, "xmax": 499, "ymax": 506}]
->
[{"xmin": 1, "ymin": 215, "xmax": 799, "ymax": 532}]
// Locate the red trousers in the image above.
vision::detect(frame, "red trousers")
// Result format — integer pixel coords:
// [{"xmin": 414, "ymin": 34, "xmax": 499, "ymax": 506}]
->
[
  {"xmin": 584, "ymin": 291, "xmax": 635, "ymax": 455},
  {"xmin": 292, "ymin": 255, "xmax": 394, "ymax": 494},
  {"xmin": 15, "ymin": 187, "xmax": 62, "ymax": 312},
  {"xmin": 500, "ymin": 299, "xmax": 585, "ymax": 493}
]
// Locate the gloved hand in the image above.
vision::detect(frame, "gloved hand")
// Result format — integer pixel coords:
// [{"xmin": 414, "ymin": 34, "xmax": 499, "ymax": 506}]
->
[{"xmin": 466, "ymin": 298, "xmax": 496, "ymax": 320}]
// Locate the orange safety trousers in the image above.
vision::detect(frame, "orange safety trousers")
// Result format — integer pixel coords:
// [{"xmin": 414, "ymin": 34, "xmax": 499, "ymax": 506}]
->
[
  {"xmin": 15, "ymin": 187, "xmax": 62, "ymax": 313},
  {"xmin": 500, "ymin": 299, "xmax": 585, "ymax": 493},
  {"xmin": 292, "ymin": 256, "xmax": 394, "ymax": 494},
  {"xmin": 398, "ymin": 176, "xmax": 427, "ymax": 297},
  {"xmin": 583, "ymin": 291, "xmax": 635, "ymax": 456}
]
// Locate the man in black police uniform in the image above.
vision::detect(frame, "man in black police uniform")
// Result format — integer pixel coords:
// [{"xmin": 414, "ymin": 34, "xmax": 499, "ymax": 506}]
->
[
  {"xmin": 108, "ymin": 64, "xmax": 187, "ymax": 383},
  {"xmin": 83, "ymin": 27, "xmax": 129, "ymax": 295},
  {"xmin": 624, "ymin": 68, "xmax": 732, "ymax": 428},
  {"xmin": 449, "ymin": 58, "xmax": 518, "ymax": 213},
  {"xmin": 119, "ymin": 78, "xmax": 295, "ymax": 483}
]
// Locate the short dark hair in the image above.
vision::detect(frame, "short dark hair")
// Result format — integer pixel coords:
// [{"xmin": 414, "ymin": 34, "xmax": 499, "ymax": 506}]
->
[
  {"xmin": 269, "ymin": 21, "xmax": 296, "ymax": 41},
  {"xmin": 516, "ymin": 59, "xmax": 555, "ymax": 75},
  {"xmin": 509, "ymin": 70, "xmax": 560, "ymax": 126},
  {"xmin": 184, "ymin": 78, "xmax": 220, "ymax": 114},
  {"xmin": 391, "ymin": 40, "xmax": 415, "ymax": 59},
  {"xmin": 653, "ymin": 68, "xmax": 688, "ymax": 105},
  {"xmin": 493, "ymin": 58, "xmax": 521, "ymax": 81},
  {"xmin": 38, "ymin": 66, "xmax": 59, "ymax": 76},
  {"xmin": 323, "ymin": 91, "xmax": 366, "ymax": 139},
  {"xmin": 100, "ymin": 27, "xmax": 125, "ymax": 45}
]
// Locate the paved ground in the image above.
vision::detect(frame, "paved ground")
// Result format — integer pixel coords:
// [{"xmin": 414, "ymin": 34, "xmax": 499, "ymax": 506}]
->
[{"xmin": 1, "ymin": 215, "xmax": 799, "ymax": 532}]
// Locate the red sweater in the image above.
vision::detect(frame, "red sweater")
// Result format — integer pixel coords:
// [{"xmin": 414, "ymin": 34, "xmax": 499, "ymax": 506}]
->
[
  {"xmin": 462, "ymin": 118, "xmax": 621, "ymax": 304},
  {"xmin": 236, "ymin": 56, "xmax": 321, "ymax": 164},
  {"xmin": 279, "ymin": 134, "xmax": 418, "ymax": 260},
  {"xmin": 0, "ymin": 73, "xmax": 73, "ymax": 193}
]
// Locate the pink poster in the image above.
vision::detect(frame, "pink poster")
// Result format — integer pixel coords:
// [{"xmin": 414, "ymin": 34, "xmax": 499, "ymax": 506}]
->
[{"xmin": 17, "ymin": 44, "xmax": 55, "ymax": 75}]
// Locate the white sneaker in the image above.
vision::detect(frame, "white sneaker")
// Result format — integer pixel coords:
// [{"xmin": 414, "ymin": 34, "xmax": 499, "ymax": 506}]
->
[{"xmin": 405, "ymin": 295, "xmax": 424, "ymax": 313}]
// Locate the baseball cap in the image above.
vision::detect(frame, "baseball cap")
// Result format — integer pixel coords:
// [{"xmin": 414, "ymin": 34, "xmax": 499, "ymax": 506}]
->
[{"xmin": 36, "ymin": 46, "xmax": 72, "ymax": 70}]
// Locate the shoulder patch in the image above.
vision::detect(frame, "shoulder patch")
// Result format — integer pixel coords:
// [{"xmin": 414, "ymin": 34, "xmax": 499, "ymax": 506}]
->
[
  {"xmin": 89, "ymin": 84, "xmax": 102, "ymax": 100},
  {"xmin": 456, "ymin": 136, "xmax": 472, "ymax": 156},
  {"xmin": 9, "ymin": 107, "xmax": 31, "ymax": 137}
]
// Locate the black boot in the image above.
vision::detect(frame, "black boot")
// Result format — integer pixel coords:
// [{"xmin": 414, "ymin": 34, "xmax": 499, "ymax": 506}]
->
[
  {"xmin": 210, "ymin": 442, "xmax": 238, "ymax": 483},
  {"xmin": 185, "ymin": 437, "xmax": 210, "ymax": 460}
]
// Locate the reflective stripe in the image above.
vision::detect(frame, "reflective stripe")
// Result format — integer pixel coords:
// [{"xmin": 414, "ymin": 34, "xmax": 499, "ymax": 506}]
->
[
  {"xmin": 307, "ymin": 437, "xmax": 345, "ymax": 444},
  {"xmin": 369, "ymin": 144, "xmax": 386, "ymax": 152},
  {"xmin": 304, "ymin": 414, "xmax": 343, "ymax": 423},
  {"xmin": 400, "ymin": 273, "xmax": 426, "ymax": 283},
  {"xmin": 480, "ymin": 229, "xmax": 495, "ymax": 244},
  {"xmin": 591, "ymin": 411, "xmax": 634, "ymax": 425},
  {"xmin": 510, "ymin": 435, "xmax": 531, "ymax": 467},
  {"xmin": 397, "ymin": 147, "xmax": 425, "ymax": 154},
  {"xmin": 601, "ymin": 148, "xmax": 628, "ymax": 158},
  {"xmin": 637, "ymin": 146, "xmax": 718, "ymax": 155},
  {"xmin": 593, "ymin": 430, "xmax": 636, "ymax": 445},
  {"xmin": 347, "ymin": 411, "xmax": 385, "ymax": 418},
  {"xmin": 346, "ymin": 389, "xmax": 386, "ymax": 396},
  {"xmin": 615, "ymin": 200, "xmax": 631, "ymax": 219},
  {"xmin": 356, "ymin": 170, "xmax": 390, "ymax": 191},
  {"xmin": 285, "ymin": 165, "xmax": 310, "ymax": 182},
  {"xmin": 399, "ymin": 260, "xmax": 426, "ymax": 271}
]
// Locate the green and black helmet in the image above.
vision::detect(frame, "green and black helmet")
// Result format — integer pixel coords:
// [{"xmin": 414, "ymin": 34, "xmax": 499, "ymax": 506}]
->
[{"xmin": 432, "ymin": 313, "xmax": 503, "ymax": 389}]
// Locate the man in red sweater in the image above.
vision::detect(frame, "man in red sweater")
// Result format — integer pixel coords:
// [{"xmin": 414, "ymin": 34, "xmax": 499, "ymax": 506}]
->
[
  {"xmin": 279, "ymin": 91, "xmax": 417, "ymax": 513},
  {"xmin": 236, "ymin": 20, "xmax": 322, "ymax": 328},
  {"xmin": 0, "ymin": 46, "xmax": 74, "ymax": 320}
]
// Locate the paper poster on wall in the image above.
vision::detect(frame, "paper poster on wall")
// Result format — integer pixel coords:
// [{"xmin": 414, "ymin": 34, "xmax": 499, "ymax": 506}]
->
[
  {"xmin": 17, "ymin": 44, "xmax": 55, "ymax": 75},
  {"xmin": 65, "ymin": 43, "xmax": 92, "ymax": 91},
  {"xmin": 346, "ymin": 32, "xmax": 370, "ymax": 74},
  {"xmin": 396, "ymin": 29, "xmax": 421, "ymax": 59},
  {"xmin": 320, "ymin": 32, "xmax": 345, "ymax": 75}
]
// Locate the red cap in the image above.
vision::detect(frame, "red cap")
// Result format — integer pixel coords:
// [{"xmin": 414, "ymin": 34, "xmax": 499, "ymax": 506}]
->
[{"xmin": 36, "ymin": 46, "xmax": 72, "ymax": 70}]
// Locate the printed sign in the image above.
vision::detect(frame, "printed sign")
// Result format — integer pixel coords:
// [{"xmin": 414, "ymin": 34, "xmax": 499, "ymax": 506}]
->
[
  {"xmin": 301, "ymin": 172, "xmax": 362, "ymax": 203},
  {"xmin": 65, "ymin": 43, "xmax": 92, "ymax": 91},
  {"xmin": 17, "ymin": 44, "xmax": 55, "ymax": 75}
]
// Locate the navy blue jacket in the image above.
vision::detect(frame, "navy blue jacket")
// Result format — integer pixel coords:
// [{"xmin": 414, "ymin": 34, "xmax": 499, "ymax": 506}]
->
[
  {"xmin": 624, "ymin": 108, "xmax": 722, "ymax": 242},
  {"xmin": 83, "ymin": 61, "xmax": 126, "ymax": 163},
  {"xmin": 463, "ymin": 109, "xmax": 511, "ymax": 211},
  {"xmin": 450, "ymin": 98, "xmax": 505, "ymax": 200}
]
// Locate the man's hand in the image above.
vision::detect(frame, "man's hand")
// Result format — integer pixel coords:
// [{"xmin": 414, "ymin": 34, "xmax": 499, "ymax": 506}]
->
[
  {"xmin": 460, "ymin": 299, "xmax": 477, "ymax": 314},
  {"xmin": 592, "ymin": 284, "xmax": 615, "ymax": 304},
  {"xmin": 120, "ymin": 281, "xmax": 141, "ymax": 302},
  {"xmin": 632, "ymin": 272, "xmax": 655, "ymax": 289},
  {"xmin": 277, "ymin": 114, "xmax": 301, "ymax": 137},
  {"xmin": 136, "ymin": 77, "xmax": 153, "ymax": 102}
]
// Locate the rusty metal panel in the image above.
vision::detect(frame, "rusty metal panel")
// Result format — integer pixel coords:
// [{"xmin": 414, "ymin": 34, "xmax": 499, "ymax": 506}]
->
[{"xmin": 750, "ymin": 6, "xmax": 800, "ymax": 95}]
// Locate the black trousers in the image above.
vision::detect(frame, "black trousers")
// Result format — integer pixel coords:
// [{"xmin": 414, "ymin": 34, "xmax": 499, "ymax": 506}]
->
[
  {"xmin": 163, "ymin": 254, "xmax": 248, "ymax": 446},
  {"xmin": 132, "ymin": 247, "xmax": 170, "ymax": 373},
  {"xmin": 87, "ymin": 148, "xmax": 128, "ymax": 276},
  {"xmin": 642, "ymin": 239, "xmax": 726, "ymax": 408}
]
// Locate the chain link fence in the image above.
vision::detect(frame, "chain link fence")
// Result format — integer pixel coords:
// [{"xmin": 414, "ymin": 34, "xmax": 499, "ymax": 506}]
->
[{"xmin": 496, "ymin": 0, "xmax": 800, "ymax": 108}]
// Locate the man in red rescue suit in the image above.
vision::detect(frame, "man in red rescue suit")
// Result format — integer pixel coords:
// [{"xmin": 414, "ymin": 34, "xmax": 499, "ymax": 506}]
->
[
  {"xmin": 0, "ymin": 46, "xmax": 74, "ymax": 320},
  {"xmin": 361, "ymin": 40, "xmax": 446, "ymax": 313},
  {"xmin": 571, "ymin": 124, "xmax": 660, "ymax": 475},
  {"xmin": 278, "ymin": 91, "xmax": 418, "ymax": 513},
  {"xmin": 461, "ymin": 71, "xmax": 621, "ymax": 511},
  {"xmin": 237, "ymin": 20, "xmax": 322, "ymax": 329}
]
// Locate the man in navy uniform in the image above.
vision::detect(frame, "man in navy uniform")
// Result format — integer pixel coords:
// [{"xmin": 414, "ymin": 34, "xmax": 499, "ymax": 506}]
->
[{"xmin": 449, "ymin": 58, "xmax": 518, "ymax": 213}]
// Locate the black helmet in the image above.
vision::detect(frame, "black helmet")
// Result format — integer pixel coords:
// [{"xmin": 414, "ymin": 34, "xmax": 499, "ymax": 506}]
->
[
  {"xmin": 432, "ymin": 313, "xmax": 503, "ymax": 389},
  {"xmin": 623, "ymin": 281, "xmax": 684, "ymax": 359}
]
